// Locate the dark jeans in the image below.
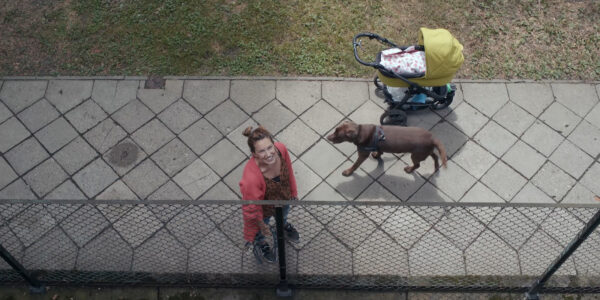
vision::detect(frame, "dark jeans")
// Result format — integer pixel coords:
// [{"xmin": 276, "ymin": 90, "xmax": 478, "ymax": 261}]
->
[{"xmin": 254, "ymin": 205, "xmax": 290, "ymax": 244}]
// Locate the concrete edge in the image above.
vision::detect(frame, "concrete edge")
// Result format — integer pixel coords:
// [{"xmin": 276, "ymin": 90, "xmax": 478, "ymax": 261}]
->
[{"xmin": 1, "ymin": 76, "xmax": 599, "ymax": 84}]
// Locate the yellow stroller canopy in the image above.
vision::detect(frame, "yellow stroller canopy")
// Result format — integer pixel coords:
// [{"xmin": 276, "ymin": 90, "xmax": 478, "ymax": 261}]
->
[{"xmin": 378, "ymin": 27, "xmax": 464, "ymax": 87}]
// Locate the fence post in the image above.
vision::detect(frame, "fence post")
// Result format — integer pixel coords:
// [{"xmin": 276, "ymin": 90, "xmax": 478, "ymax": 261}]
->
[
  {"xmin": 0, "ymin": 243, "xmax": 45, "ymax": 294},
  {"xmin": 274, "ymin": 205, "xmax": 292, "ymax": 297},
  {"xmin": 525, "ymin": 208, "xmax": 600, "ymax": 299}
]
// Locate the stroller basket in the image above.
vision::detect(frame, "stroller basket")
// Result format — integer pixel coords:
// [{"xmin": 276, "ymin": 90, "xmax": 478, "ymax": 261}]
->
[{"xmin": 353, "ymin": 28, "xmax": 464, "ymax": 126}]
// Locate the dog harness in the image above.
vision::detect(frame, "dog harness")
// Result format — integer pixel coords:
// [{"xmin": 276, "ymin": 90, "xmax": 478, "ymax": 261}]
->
[{"xmin": 358, "ymin": 126, "xmax": 386, "ymax": 152}]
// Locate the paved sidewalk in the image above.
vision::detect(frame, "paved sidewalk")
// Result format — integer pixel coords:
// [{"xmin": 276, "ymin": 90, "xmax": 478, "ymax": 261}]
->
[{"xmin": 0, "ymin": 77, "xmax": 599, "ymax": 204}]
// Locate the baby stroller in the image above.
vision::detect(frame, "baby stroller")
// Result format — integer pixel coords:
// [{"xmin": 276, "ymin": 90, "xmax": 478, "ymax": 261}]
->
[{"xmin": 353, "ymin": 27, "xmax": 464, "ymax": 126}]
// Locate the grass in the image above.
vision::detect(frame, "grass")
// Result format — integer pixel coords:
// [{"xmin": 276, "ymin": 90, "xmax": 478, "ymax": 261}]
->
[{"xmin": 1, "ymin": 0, "xmax": 599, "ymax": 79}]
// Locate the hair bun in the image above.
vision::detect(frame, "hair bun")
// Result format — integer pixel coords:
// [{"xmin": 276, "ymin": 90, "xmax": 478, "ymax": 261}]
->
[{"xmin": 242, "ymin": 126, "xmax": 253, "ymax": 137}]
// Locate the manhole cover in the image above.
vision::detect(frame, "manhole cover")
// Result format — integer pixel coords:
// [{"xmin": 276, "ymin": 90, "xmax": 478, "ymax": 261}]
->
[{"xmin": 108, "ymin": 142, "xmax": 139, "ymax": 167}]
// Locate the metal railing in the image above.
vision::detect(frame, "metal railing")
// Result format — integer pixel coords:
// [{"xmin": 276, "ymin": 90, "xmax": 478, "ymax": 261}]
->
[{"xmin": 1, "ymin": 199, "xmax": 599, "ymax": 297}]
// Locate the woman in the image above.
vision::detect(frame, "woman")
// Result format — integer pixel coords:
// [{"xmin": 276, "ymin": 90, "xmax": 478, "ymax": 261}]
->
[{"xmin": 239, "ymin": 126, "xmax": 300, "ymax": 263}]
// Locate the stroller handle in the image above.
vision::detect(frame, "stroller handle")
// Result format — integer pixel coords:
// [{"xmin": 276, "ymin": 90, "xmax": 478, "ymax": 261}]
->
[{"xmin": 353, "ymin": 32, "xmax": 400, "ymax": 67}]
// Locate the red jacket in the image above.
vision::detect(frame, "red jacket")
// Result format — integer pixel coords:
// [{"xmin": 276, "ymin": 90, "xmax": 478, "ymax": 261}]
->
[{"xmin": 239, "ymin": 142, "xmax": 298, "ymax": 242}]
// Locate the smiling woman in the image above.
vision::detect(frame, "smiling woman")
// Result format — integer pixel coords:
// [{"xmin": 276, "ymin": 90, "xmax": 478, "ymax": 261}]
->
[{"xmin": 238, "ymin": 125, "xmax": 300, "ymax": 264}]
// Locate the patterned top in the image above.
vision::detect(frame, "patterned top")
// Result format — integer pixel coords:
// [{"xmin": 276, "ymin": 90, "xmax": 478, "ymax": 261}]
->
[{"xmin": 261, "ymin": 149, "xmax": 293, "ymax": 218}]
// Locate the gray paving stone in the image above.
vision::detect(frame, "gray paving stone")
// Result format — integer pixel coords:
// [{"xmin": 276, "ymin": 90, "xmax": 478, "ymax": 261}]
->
[
  {"xmin": 377, "ymin": 160, "xmax": 425, "ymax": 201},
  {"xmin": 492, "ymin": 101, "xmax": 535, "ymax": 137},
  {"xmin": 200, "ymin": 138, "xmax": 245, "ymax": 177},
  {"xmin": 561, "ymin": 183, "xmax": 596, "ymax": 204},
  {"xmin": 230, "ymin": 80, "xmax": 275, "ymax": 114},
  {"xmin": 511, "ymin": 183, "xmax": 555, "ymax": 204},
  {"xmin": 549, "ymin": 140, "xmax": 593, "ymax": 179},
  {"xmin": 552, "ymin": 83, "xmax": 598, "ymax": 118},
  {"xmin": 462, "ymin": 83, "xmax": 508, "ymax": 118},
  {"xmin": 102, "ymin": 138, "xmax": 147, "ymax": 176},
  {"xmin": 430, "ymin": 121, "xmax": 468, "ymax": 157},
  {"xmin": 480, "ymin": 160, "xmax": 527, "ymax": 201},
  {"xmin": 446, "ymin": 101, "xmax": 488, "ymax": 137},
  {"xmin": 322, "ymin": 81, "xmax": 368, "ymax": 115},
  {"xmin": 275, "ymin": 119, "xmax": 319, "ymax": 156},
  {"xmin": 0, "ymin": 226, "xmax": 24, "ymax": 269},
  {"xmin": 114, "ymin": 206, "xmax": 163, "ymax": 249},
  {"xmin": 520, "ymin": 230, "xmax": 574, "ymax": 276},
  {"xmin": 166, "ymin": 205, "xmax": 216, "ymax": 248},
  {"xmin": 200, "ymin": 181, "xmax": 239, "ymax": 200},
  {"xmin": 355, "ymin": 228, "xmax": 409, "ymax": 276},
  {"xmin": 521, "ymin": 120, "xmax": 564, "ymax": 157},
  {"xmin": 291, "ymin": 159, "xmax": 322, "ymax": 199},
  {"xmin": 359, "ymin": 153, "xmax": 398, "ymax": 179},
  {"xmin": 502, "ymin": 141, "xmax": 546, "ymax": 179},
  {"xmin": 0, "ymin": 157, "xmax": 17, "ymax": 190},
  {"xmin": 357, "ymin": 181, "xmax": 398, "ymax": 202},
  {"xmin": 60, "ymin": 206, "xmax": 110, "ymax": 247},
  {"xmin": 586, "ymin": 102, "xmax": 600, "ymax": 129},
  {"xmin": 531, "ymin": 162, "xmax": 576, "ymax": 202},
  {"xmin": 173, "ymin": 159, "xmax": 220, "ymax": 199},
  {"xmin": 182, "ymin": 80, "xmax": 229, "ymax": 114},
  {"xmin": 568, "ymin": 120, "xmax": 600, "ymax": 158},
  {"xmin": 73, "ymin": 158, "xmax": 119, "ymax": 198},
  {"xmin": 409, "ymin": 229, "xmax": 464, "ymax": 276},
  {"xmin": 4, "ymin": 137, "xmax": 49, "ymax": 175},
  {"xmin": 83, "ymin": 118, "xmax": 128, "ymax": 154},
  {"xmin": 460, "ymin": 182, "xmax": 505, "ymax": 203},
  {"xmin": 406, "ymin": 108, "xmax": 442, "ymax": 130},
  {"xmin": 297, "ymin": 230, "xmax": 352, "ymax": 275},
  {"xmin": 435, "ymin": 208, "xmax": 486, "ymax": 251},
  {"xmin": 22, "ymin": 227, "xmax": 77, "ymax": 270},
  {"xmin": 451, "ymin": 140, "xmax": 497, "ymax": 179},
  {"xmin": 149, "ymin": 180, "xmax": 191, "ymax": 201},
  {"xmin": 132, "ymin": 229, "xmax": 187, "ymax": 272},
  {"xmin": 473, "ymin": 120, "xmax": 517, "ymax": 157},
  {"xmin": 226, "ymin": 118, "xmax": 258, "ymax": 157},
  {"xmin": 409, "ymin": 182, "xmax": 453, "ymax": 203},
  {"xmin": 539, "ymin": 102, "xmax": 581, "ymax": 137},
  {"xmin": 9, "ymin": 205, "xmax": 56, "ymax": 247},
  {"xmin": 0, "ymin": 101, "xmax": 11, "ymax": 124},
  {"xmin": 252, "ymin": 100, "xmax": 295, "ymax": 135},
  {"xmin": 157, "ymin": 99, "xmax": 201, "ymax": 134},
  {"xmin": 189, "ymin": 230, "xmax": 242, "ymax": 274},
  {"xmin": 326, "ymin": 162, "xmax": 374, "ymax": 200},
  {"xmin": 96, "ymin": 180, "xmax": 139, "ymax": 200},
  {"xmin": 428, "ymin": 161, "xmax": 477, "ymax": 201},
  {"xmin": 506, "ymin": 83, "xmax": 554, "ymax": 117},
  {"xmin": 23, "ymin": 158, "xmax": 68, "ymax": 197},
  {"xmin": 381, "ymin": 206, "xmax": 430, "ymax": 250},
  {"xmin": 348, "ymin": 100, "xmax": 385, "ymax": 125},
  {"xmin": 179, "ymin": 118, "xmax": 222, "ymax": 156},
  {"xmin": 0, "ymin": 80, "xmax": 47, "ymax": 113},
  {"xmin": 301, "ymin": 139, "xmax": 346, "ymax": 178},
  {"xmin": 327, "ymin": 206, "xmax": 377, "ymax": 249},
  {"xmin": 16, "ymin": 99, "xmax": 59, "ymax": 132},
  {"xmin": 0, "ymin": 179, "xmax": 36, "ymax": 200},
  {"xmin": 131, "ymin": 119, "xmax": 175, "ymax": 155},
  {"xmin": 299, "ymin": 100, "xmax": 344, "ymax": 135},
  {"xmin": 465, "ymin": 230, "xmax": 520, "ymax": 275},
  {"xmin": 222, "ymin": 162, "xmax": 245, "ymax": 198},
  {"xmin": 45, "ymin": 80, "xmax": 93, "ymax": 113},
  {"xmin": 44, "ymin": 180, "xmax": 86, "ymax": 200},
  {"xmin": 111, "ymin": 99, "xmax": 154, "ymax": 133},
  {"xmin": 0, "ymin": 117, "xmax": 30, "ymax": 153},
  {"xmin": 151, "ymin": 138, "xmax": 196, "ymax": 177},
  {"xmin": 122, "ymin": 159, "xmax": 169, "ymax": 199},
  {"xmin": 204, "ymin": 99, "xmax": 248, "ymax": 135},
  {"xmin": 76, "ymin": 228, "xmax": 132, "ymax": 272},
  {"xmin": 276, "ymin": 80, "xmax": 321, "ymax": 115},
  {"xmin": 91, "ymin": 80, "xmax": 138, "ymax": 114},
  {"xmin": 65, "ymin": 99, "xmax": 107, "ymax": 133},
  {"xmin": 34, "ymin": 117, "xmax": 78, "ymax": 153},
  {"xmin": 580, "ymin": 162, "xmax": 600, "ymax": 196},
  {"xmin": 137, "ymin": 80, "xmax": 183, "ymax": 113}
]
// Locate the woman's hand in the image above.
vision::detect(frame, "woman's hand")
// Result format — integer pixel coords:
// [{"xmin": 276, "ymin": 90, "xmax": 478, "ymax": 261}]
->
[{"xmin": 258, "ymin": 220, "xmax": 271, "ymax": 236}]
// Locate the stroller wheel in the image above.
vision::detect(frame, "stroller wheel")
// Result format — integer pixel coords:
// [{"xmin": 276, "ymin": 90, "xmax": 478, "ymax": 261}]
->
[
  {"xmin": 429, "ymin": 85, "xmax": 455, "ymax": 110},
  {"xmin": 374, "ymin": 75, "xmax": 383, "ymax": 90},
  {"xmin": 380, "ymin": 109, "xmax": 407, "ymax": 126}
]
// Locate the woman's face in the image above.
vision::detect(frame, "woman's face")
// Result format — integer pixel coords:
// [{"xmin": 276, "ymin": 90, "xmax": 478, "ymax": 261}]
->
[{"xmin": 253, "ymin": 138, "xmax": 277, "ymax": 165}]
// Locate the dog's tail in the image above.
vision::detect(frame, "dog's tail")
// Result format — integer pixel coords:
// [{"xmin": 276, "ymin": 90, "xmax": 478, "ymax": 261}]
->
[{"xmin": 433, "ymin": 138, "xmax": 448, "ymax": 168}]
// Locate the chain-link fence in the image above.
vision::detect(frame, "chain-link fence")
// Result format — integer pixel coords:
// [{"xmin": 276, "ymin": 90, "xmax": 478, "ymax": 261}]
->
[{"xmin": 1, "ymin": 200, "xmax": 599, "ymax": 296}]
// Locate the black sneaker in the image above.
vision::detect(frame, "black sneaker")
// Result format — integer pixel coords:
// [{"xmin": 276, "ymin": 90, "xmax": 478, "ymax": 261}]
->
[
  {"xmin": 253, "ymin": 241, "xmax": 276, "ymax": 263},
  {"xmin": 284, "ymin": 223, "xmax": 300, "ymax": 243}
]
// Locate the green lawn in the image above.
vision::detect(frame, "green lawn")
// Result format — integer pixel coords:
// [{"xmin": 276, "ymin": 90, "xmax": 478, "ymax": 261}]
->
[{"xmin": 1, "ymin": 0, "xmax": 599, "ymax": 79}]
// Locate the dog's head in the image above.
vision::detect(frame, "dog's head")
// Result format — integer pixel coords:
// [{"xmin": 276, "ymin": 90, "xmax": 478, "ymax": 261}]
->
[{"xmin": 326, "ymin": 121, "xmax": 359, "ymax": 144}]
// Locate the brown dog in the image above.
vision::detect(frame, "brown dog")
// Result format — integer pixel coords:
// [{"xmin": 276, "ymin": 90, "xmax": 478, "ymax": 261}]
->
[{"xmin": 327, "ymin": 121, "xmax": 447, "ymax": 176}]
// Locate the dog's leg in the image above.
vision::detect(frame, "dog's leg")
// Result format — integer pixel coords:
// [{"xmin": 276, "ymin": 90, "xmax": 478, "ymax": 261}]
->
[
  {"xmin": 371, "ymin": 151, "xmax": 383, "ymax": 159},
  {"xmin": 404, "ymin": 152, "xmax": 428, "ymax": 173},
  {"xmin": 343, "ymin": 151, "xmax": 370, "ymax": 176},
  {"xmin": 431, "ymin": 152, "xmax": 440, "ymax": 171}
]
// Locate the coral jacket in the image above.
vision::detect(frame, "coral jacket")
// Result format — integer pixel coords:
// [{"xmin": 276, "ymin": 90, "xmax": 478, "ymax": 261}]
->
[{"xmin": 239, "ymin": 142, "xmax": 298, "ymax": 242}]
